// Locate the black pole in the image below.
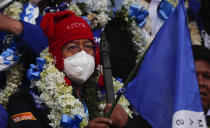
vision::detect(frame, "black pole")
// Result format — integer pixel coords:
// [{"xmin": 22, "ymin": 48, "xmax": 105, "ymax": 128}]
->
[
  {"xmin": 100, "ymin": 32, "xmax": 115, "ymax": 103},
  {"xmin": 106, "ymin": 57, "xmax": 142, "ymax": 117},
  {"xmin": 105, "ymin": 42, "xmax": 152, "ymax": 118}
]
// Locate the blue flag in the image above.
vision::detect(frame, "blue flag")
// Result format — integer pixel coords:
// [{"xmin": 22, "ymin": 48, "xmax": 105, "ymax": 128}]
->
[{"xmin": 125, "ymin": 1, "xmax": 207, "ymax": 128}]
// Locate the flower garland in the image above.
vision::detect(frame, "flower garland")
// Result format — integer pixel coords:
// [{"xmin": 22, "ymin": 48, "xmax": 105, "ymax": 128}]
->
[
  {"xmin": 98, "ymin": 77, "xmax": 133, "ymax": 117},
  {"xmin": 68, "ymin": 0, "xmax": 112, "ymax": 29},
  {"xmin": 0, "ymin": 64, "xmax": 24, "ymax": 108},
  {"xmin": 167, "ymin": 0, "xmax": 178, "ymax": 7},
  {"xmin": 112, "ymin": 78, "xmax": 132, "ymax": 116},
  {"xmin": 3, "ymin": 1, "xmax": 23, "ymax": 20},
  {"xmin": 189, "ymin": 21, "xmax": 202, "ymax": 46},
  {"xmin": 0, "ymin": 1, "xmax": 24, "ymax": 108},
  {"xmin": 32, "ymin": 48, "xmax": 88, "ymax": 128},
  {"xmin": 32, "ymin": 48, "xmax": 132, "ymax": 128},
  {"xmin": 120, "ymin": 0, "xmax": 151, "ymax": 61},
  {"xmin": 67, "ymin": 0, "xmax": 151, "ymax": 61}
]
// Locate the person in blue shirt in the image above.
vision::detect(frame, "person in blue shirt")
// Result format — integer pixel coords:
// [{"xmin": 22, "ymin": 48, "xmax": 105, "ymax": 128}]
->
[
  {"xmin": 0, "ymin": 1, "xmax": 48, "ymax": 127},
  {"xmin": 0, "ymin": 0, "xmax": 48, "ymax": 89}
]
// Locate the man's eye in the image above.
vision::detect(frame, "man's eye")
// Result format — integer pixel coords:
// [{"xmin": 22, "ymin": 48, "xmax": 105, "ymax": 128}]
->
[
  {"xmin": 67, "ymin": 46, "xmax": 78, "ymax": 50},
  {"xmin": 84, "ymin": 45, "xmax": 93, "ymax": 49}
]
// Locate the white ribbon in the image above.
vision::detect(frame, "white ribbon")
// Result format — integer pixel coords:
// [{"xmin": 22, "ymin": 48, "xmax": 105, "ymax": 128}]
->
[
  {"xmin": 148, "ymin": 0, "xmax": 164, "ymax": 36},
  {"xmin": 22, "ymin": 3, "xmax": 39, "ymax": 25},
  {"xmin": 202, "ymin": 31, "xmax": 210, "ymax": 50},
  {"xmin": 0, "ymin": 47, "xmax": 19, "ymax": 71}
]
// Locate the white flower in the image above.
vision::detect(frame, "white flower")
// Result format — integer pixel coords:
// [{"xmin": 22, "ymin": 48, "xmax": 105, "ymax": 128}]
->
[
  {"xmin": 4, "ymin": 1, "xmax": 23, "ymax": 20},
  {"xmin": 69, "ymin": 0, "xmax": 112, "ymax": 29},
  {"xmin": 97, "ymin": 12, "xmax": 111, "ymax": 26},
  {"xmin": 97, "ymin": 77, "xmax": 133, "ymax": 117},
  {"xmin": 67, "ymin": 4, "xmax": 82, "ymax": 16},
  {"xmin": 0, "ymin": 65, "xmax": 24, "ymax": 107},
  {"xmin": 88, "ymin": 0, "xmax": 111, "ymax": 12},
  {"xmin": 112, "ymin": 78, "xmax": 133, "ymax": 117},
  {"xmin": 72, "ymin": 0, "xmax": 111, "ymax": 12}
]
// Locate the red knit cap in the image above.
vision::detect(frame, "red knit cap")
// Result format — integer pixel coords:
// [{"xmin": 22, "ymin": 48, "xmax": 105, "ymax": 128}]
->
[{"xmin": 40, "ymin": 11, "xmax": 95, "ymax": 71}]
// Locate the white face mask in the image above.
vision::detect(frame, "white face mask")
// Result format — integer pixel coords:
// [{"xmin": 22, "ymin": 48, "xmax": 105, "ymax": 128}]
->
[{"xmin": 64, "ymin": 51, "xmax": 95, "ymax": 85}]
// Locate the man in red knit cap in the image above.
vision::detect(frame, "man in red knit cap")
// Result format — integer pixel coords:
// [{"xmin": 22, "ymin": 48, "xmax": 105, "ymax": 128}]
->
[
  {"xmin": 40, "ymin": 10, "xmax": 100, "ymax": 84},
  {"xmin": 40, "ymin": 10, "xmax": 129, "ymax": 128},
  {"xmin": 6, "ymin": 10, "xmax": 130, "ymax": 128}
]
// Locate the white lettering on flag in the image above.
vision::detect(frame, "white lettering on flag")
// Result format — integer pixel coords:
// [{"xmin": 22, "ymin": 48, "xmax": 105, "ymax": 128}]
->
[{"xmin": 172, "ymin": 110, "xmax": 207, "ymax": 128}]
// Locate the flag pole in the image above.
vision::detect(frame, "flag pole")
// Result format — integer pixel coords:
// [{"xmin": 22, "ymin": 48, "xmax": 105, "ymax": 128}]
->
[
  {"xmin": 105, "ymin": 59, "xmax": 141, "ymax": 117},
  {"xmin": 105, "ymin": 43, "xmax": 151, "ymax": 118},
  {"xmin": 100, "ymin": 32, "xmax": 115, "ymax": 103}
]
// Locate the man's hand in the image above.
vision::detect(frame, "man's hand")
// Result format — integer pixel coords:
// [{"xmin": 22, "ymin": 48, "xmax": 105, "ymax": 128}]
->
[
  {"xmin": 0, "ymin": 13, "xmax": 23, "ymax": 35},
  {"xmin": 104, "ymin": 104, "xmax": 128, "ymax": 128},
  {"xmin": 87, "ymin": 117, "xmax": 112, "ymax": 128}
]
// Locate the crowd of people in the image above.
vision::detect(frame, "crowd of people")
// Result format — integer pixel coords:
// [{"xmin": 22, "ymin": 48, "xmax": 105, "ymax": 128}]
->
[{"xmin": 0, "ymin": 0, "xmax": 209, "ymax": 128}]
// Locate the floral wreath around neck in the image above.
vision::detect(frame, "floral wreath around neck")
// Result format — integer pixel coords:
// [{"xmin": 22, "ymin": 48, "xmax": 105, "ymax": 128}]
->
[{"xmin": 27, "ymin": 47, "xmax": 132, "ymax": 128}]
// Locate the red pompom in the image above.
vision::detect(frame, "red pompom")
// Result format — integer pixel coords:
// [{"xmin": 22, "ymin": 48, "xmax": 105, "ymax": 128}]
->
[
  {"xmin": 95, "ymin": 46, "xmax": 101, "ymax": 67},
  {"xmin": 64, "ymin": 77, "xmax": 71, "ymax": 86},
  {"xmin": 98, "ymin": 74, "xmax": 104, "ymax": 88}
]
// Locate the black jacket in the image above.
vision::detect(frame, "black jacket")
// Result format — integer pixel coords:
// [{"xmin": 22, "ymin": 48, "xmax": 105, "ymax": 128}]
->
[
  {"xmin": 7, "ymin": 88, "xmax": 151, "ymax": 128},
  {"xmin": 7, "ymin": 89, "xmax": 50, "ymax": 128}
]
